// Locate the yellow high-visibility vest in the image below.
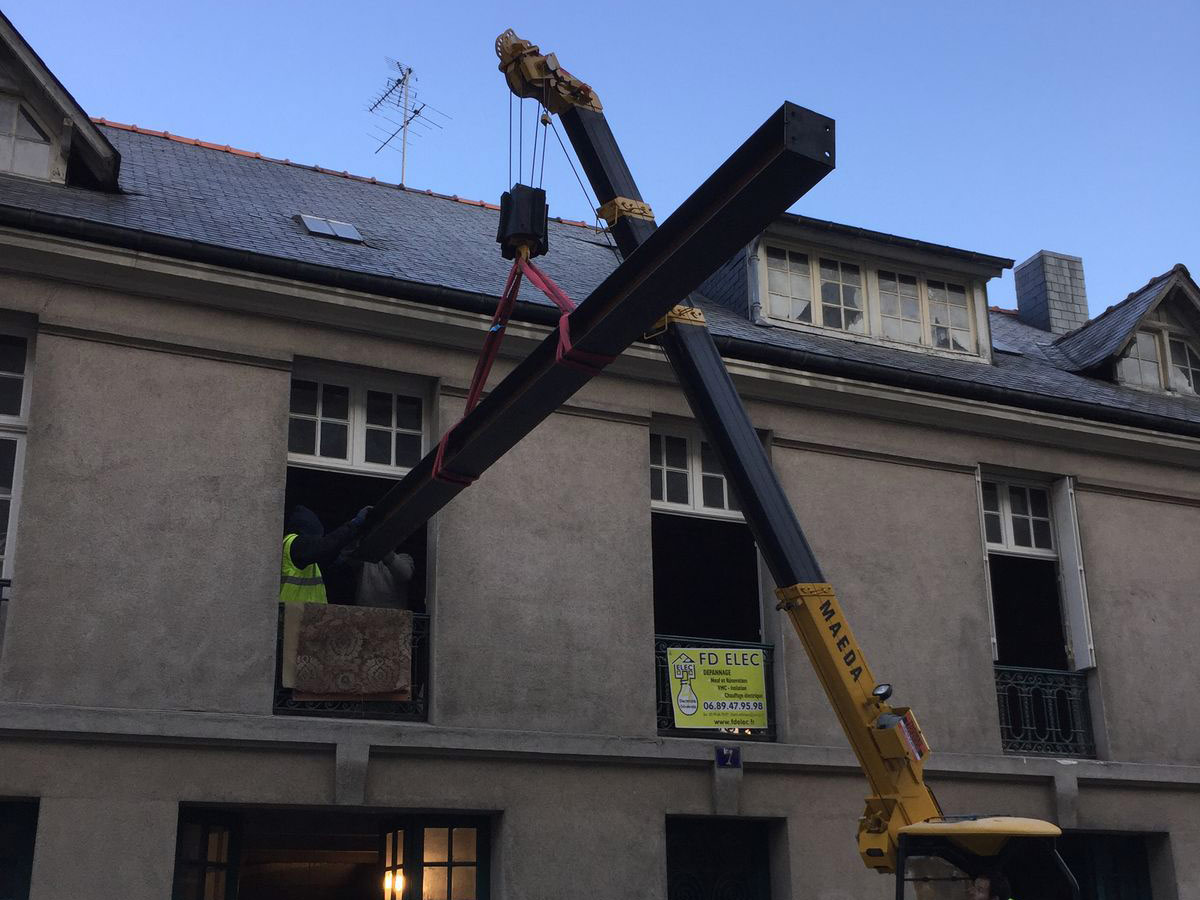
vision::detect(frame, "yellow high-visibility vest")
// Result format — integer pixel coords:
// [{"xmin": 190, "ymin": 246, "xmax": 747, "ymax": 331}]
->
[{"xmin": 279, "ymin": 533, "xmax": 327, "ymax": 605}]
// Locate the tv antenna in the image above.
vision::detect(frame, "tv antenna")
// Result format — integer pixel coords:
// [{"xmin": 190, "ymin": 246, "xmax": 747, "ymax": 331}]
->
[{"xmin": 368, "ymin": 59, "xmax": 450, "ymax": 185}]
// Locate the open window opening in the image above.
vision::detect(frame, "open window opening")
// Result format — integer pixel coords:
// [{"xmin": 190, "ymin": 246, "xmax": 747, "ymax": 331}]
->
[
  {"xmin": 284, "ymin": 466, "xmax": 427, "ymax": 612},
  {"xmin": 652, "ymin": 512, "xmax": 760, "ymax": 643},
  {"xmin": 989, "ymin": 555, "xmax": 1068, "ymax": 670},
  {"xmin": 0, "ymin": 800, "xmax": 38, "ymax": 900},
  {"xmin": 172, "ymin": 807, "xmax": 490, "ymax": 900},
  {"xmin": 980, "ymin": 474, "xmax": 1096, "ymax": 757}
]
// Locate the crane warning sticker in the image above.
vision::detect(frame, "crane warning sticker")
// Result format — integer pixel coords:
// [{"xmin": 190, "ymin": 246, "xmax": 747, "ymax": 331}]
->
[{"xmin": 667, "ymin": 648, "xmax": 768, "ymax": 729}]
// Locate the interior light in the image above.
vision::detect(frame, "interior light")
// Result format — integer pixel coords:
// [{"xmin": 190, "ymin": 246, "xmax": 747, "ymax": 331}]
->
[{"xmin": 384, "ymin": 872, "xmax": 392, "ymax": 897}]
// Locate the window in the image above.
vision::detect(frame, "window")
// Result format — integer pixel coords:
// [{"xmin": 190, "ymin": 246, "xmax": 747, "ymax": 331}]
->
[
  {"xmin": 294, "ymin": 213, "xmax": 364, "ymax": 243},
  {"xmin": 818, "ymin": 258, "xmax": 865, "ymax": 332},
  {"xmin": 979, "ymin": 475, "xmax": 1096, "ymax": 669},
  {"xmin": 926, "ymin": 279, "xmax": 971, "ymax": 352},
  {"xmin": 0, "ymin": 331, "xmax": 31, "ymax": 582},
  {"xmin": 175, "ymin": 808, "xmax": 489, "ymax": 900},
  {"xmin": 878, "ymin": 270, "xmax": 922, "ymax": 344},
  {"xmin": 764, "ymin": 247, "xmax": 812, "ymax": 324},
  {"xmin": 762, "ymin": 244, "xmax": 978, "ymax": 354},
  {"xmin": 0, "ymin": 95, "xmax": 52, "ymax": 180},
  {"xmin": 649, "ymin": 428, "xmax": 740, "ymax": 516},
  {"xmin": 1168, "ymin": 337, "xmax": 1200, "ymax": 393},
  {"xmin": 1117, "ymin": 330, "xmax": 1163, "ymax": 389},
  {"xmin": 649, "ymin": 425, "xmax": 762, "ymax": 645},
  {"xmin": 173, "ymin": 814, "xmax": 236, "ymax": 900},
  {"xmin": 981, "ymin": 481, "xmax": 1054, "ymax": 555},
  {"xmin": 979, "ymin": 474, "xmax": 1096, "ymax": 756},
  {"xmin": 1117, "ymin": 311, "xmax": 1200, "ymax": 396},
  {"xmin": 288, "ymin": 370, "xmax": 425, "ymax": 475}
]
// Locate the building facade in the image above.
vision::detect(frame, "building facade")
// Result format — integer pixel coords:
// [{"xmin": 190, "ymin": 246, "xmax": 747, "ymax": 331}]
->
[{"xmin": 0, "ymin": 15, "xmax": 1198, "ymax": 900}]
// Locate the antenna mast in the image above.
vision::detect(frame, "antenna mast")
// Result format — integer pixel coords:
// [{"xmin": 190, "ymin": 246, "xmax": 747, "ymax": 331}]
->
[{"xmin": 368, "ymin": 59, "xmax": 450, "ymax": 185}]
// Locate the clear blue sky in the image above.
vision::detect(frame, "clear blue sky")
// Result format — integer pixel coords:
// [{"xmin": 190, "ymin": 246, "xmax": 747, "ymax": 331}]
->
[{"xmin": 7, "ymin": 0, "xmax": 1198, "ymax": 313}]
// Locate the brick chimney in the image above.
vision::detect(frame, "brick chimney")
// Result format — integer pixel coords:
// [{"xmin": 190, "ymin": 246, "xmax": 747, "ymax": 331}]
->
[{"xmin": 1014, "ymin": 251, "xmax": 1089, "ymax": 334}]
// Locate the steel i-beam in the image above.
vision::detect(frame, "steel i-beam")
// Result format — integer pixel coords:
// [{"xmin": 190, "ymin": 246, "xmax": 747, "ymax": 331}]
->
[{"xmin": 354, "ymin": 103, "xmax": 834, "ymax": 559}]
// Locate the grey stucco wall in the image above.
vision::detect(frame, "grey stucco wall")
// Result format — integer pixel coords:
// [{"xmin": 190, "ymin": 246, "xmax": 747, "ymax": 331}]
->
[
  {"xmin": 2, "ymin": 737, "xmax": 1196, "ymax": 900},
  {"xmin": 0, "ymin": 333, "xmax": 288, "ymax": 713},
  {"xmin": 430, "ymin": 397, "xmax": 656, "ymax": 736},
  {"xmin": 1073, "ymin": 489, "xmax": 1200, "ymax": 765}
]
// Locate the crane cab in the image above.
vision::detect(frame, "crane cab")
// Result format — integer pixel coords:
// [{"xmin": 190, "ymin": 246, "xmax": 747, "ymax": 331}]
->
[{"xmin": 896, "ymin": 817, "xmax": 1081, "ymax": 900}]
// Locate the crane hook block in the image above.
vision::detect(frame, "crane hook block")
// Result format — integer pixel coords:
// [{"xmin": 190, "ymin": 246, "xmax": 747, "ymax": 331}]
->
[{"xmin": 496, "ymin": 183, "xmax": 549, "ymax": 261}]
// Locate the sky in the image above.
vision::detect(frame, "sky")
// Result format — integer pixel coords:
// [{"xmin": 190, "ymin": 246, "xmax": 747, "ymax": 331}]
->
[{"xmin": 6, "ymin": 0, "xmax": 1198, "ymax": 314}]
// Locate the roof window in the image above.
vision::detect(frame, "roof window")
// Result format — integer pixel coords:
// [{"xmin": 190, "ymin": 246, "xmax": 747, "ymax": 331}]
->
[{"xmin": 295, "ymin": 214, "xmax": 363, "ymax": 243}]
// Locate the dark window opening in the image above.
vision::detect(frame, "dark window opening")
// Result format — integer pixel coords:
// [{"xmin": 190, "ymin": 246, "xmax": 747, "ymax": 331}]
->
[
  {"xmin": 989, "ymin": 554, "xmax": 1067, "ymax": 670},
  {"xmin": 666, "ymin": 818, "xmax": 771, "ymax": 900},
  {"xmin": 284, "ymin": 466, "xmax": 426, "ymax": 612},
  {"xmin": 652, "ymin": 512, "xmax": 760, "ymax": 642},
  {"xmin": 1058, "ymin": 833, "xmax": 1153, "ymax": 900},
  {"xmin": 0, "ymin": 800, "xmax": 37, "ymax": 900},
  {"xmin": 173, "ymin": 807, "xmax": 490, "ymax": 900},
  {"xmin": 1002, "ymin": 833, "xmax": 1153, "ymax": 900}
]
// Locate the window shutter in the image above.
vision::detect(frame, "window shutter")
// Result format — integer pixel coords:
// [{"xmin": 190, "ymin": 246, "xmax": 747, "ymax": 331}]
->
[
  {"xmin": 974, "ymin": 468, "xmax": 999, "ymax": 661},
  {"xmin": 1052, "ymin": 476, "xmax": 1096, "ymax": 670}
]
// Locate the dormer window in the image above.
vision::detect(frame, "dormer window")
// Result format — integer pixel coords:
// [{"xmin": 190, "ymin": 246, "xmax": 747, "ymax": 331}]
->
[
  {"xmin": 0, "ymin": 94, "xmax": 51, "ymax": 180},
  {"xmin": 763, "ymin": 244, "xmax": 980, "ymax": 355},
  {"xmin": 1116, "ymin": 310, "xmax": 1200, "ymax": 395}
]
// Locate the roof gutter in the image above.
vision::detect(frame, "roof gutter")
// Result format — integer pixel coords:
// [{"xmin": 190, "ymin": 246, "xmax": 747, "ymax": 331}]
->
[
  {"xmin": 710, "ymin": 333, "xmax": 1200, "ymax": 440},
  {"xmin": 0, "ymin": 204, "xmax": 563, "ymax": 328},
  {"xmin": 3, "ymin": 204, "xmax": 1198, "ymax": 441}
]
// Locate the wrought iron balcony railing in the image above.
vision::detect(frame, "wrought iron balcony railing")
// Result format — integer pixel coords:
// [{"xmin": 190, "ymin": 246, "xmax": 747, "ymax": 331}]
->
[
  {"xmin": 994, "ymin": 664, "xmax": 1095, "ymax": 758},
  {"xmin": 273, "ymin": 604, "xmax": 430, "ymax": 721},
  {"xmin": 655, "ymin": 634, "xmax": 776, "ymax": 742}
]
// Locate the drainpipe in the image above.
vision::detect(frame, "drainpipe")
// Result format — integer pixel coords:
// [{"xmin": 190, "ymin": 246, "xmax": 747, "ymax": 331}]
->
[{"xmin": 746, "ymin": 237, "xmax": 766, "ymax": 324}]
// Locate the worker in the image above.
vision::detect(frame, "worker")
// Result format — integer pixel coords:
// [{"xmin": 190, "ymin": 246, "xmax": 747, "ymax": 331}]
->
[
  {"xmin": 968, "ymin": 873, "xmax": 1012, "ymax": 900},
  {"xmin": 348, "ymin": 549, "xmax": 416, "ymax": 609},
  {"xmin": 279, "ymin": 505, "xmax": 371, "ymax": 605}
]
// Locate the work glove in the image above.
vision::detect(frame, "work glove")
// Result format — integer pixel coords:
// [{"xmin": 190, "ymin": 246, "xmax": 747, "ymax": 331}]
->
[{"xmin": 352, "ymin": 506, "xmax": 373, "ymax": 529}]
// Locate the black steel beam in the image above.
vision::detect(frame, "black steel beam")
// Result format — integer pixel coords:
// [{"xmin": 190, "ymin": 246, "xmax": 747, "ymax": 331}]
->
[
  {"xmin": 354, "ymin": 102, "xmax": 835, "ymax": 559},
  {"xmin": 659, "ymin": 321, "xmax": 822, "ymax": 586},
  {"xmin": 562, "ymin": 101, "xmax": 830, "ymax": 587}
]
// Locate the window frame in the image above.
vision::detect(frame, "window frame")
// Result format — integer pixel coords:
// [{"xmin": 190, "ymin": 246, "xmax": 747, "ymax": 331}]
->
[
  {"xmin": 0, "ymin": 325, "xmax": 33, "ymax": 582},
  {"xmin": 759, "ymin": 241, "xmax": 982, "ymax": 357},
  {"xmin": 287, "ymin": 363, "xmax": 429, "ymax": 478},
  {"xmin": 0, "ymin": 93, "xmax": 55, "ymax": 181},
  {"xmin": 1117, "ymin": 316, "xmax": 1200, "ymax": 396},
  {"xmin": 975, "ymin": 469, "xmax": 1095, "ymax": 671},
  {"xmin": 649, "ymin": 422, "xmax": 743, "ymax": 521},
  {"xmin": 381, "ymin": 815, "xmax": 491, "ymax": 900},
  {"xmin": 980, "ymin": 476, "xmax": 1057, "ymax": 560}
]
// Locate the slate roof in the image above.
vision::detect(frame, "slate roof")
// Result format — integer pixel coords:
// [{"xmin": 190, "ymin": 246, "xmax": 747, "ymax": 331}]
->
[
  {"xmin": 0, "ymin": 123, "xmax": 1198, "ymax": 437},
  {"xmin": 1053, "ymin": 266, "xmax": 1192, "ymax": 372}
]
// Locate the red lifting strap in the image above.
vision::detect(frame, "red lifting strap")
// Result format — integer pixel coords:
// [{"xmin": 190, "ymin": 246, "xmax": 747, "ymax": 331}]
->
[{"xmin": 432, "ymin": 256, "xmax": 616, "ymax": 487}]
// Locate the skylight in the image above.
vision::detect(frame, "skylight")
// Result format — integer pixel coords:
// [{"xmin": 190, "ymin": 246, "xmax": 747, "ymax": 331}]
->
[{"xmin": 295, "ymin": 214, "xmax": 363, "ymax": 243}]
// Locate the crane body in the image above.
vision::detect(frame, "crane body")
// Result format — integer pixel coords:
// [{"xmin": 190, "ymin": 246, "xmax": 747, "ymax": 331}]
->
[
  {"xmin": 355, "ymin": 29, "xmax": 1083, "ymax": 896},
  {"xmin": 495, "ymin": 32, "xmax": 1082, "ymax": 895}
]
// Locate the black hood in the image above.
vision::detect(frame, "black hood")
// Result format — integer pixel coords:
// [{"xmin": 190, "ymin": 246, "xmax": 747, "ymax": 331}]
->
[{"xmin": 286, "ymin": 505, "xmax": 324, "ymax": 537}]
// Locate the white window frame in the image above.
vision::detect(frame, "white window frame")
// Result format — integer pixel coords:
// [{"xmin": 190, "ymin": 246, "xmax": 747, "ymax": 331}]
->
[
  {"xmin": 649, "ymin": 423, "xmax": 743, "ymax": 521},
  {"xmin": 0, "ymin": 93, "xmax": 55, "ymax": 181},
  {"xmin": 287, "ymin": 363, "xmax": 429, "ymax": 477},
  {"xmin": 1117, "ymin": 316, "xmax": 1200, "ymax": 396},
  {"xmin": 980, "ymin": 477, "xmax": 1057, "ymax": 559},
  {"xmin": 975, "ymin": 469, "xmax": 1095, "ymax": 670},
  {"xmin": 760, "ymin": 242, "xmax": 982, "ymax": 357},
  {"xmin": 0, "ymin": 325, "xmax": 33, "ymax": 582}
]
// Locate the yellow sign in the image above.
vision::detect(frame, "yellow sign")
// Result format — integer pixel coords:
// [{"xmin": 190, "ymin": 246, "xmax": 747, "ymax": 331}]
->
[{"xmin": 667, "ymin": 647, "xmax": 768, "ymax": 729}]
